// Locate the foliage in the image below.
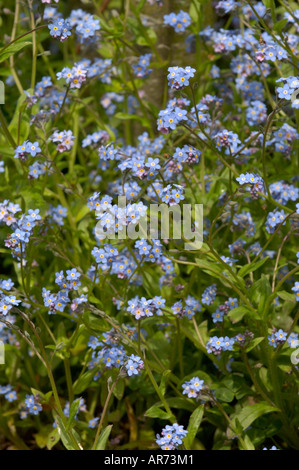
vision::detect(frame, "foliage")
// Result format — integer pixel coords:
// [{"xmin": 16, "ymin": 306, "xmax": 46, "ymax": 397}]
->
[{"xmin": 0, "ymin": 0, "xmax": 298, "ymax": 451}]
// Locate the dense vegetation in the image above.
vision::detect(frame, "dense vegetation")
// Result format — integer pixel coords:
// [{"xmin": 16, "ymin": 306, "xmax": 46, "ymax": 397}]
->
[{"xmin": 0, "ymin": 0, "xmax": 298, "ymax": 451}]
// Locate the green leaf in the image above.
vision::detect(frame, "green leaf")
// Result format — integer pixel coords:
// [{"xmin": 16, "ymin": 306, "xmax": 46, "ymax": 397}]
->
[
  {"xmin": 239, "ymin": 434, "xmax": 255, "ymax": 451},
  {"xmin": 196, "ymin": 258, "xmax": 241, "ymax": 287},
  {"xmin": 245, "ymin": 336, "xmax": 264, "ymax": 352},
  {"xmin": 184, "ymin": 405, "xmax": 204, "ymax": 450},
  {"xmin": 95, "ymin": 424, "xmax": 113, "ymax": 450},
  {"xmin": 261, "ymin": 0, "xmax": 276, "ymax": 18},
  {"xmin": 112, "ymin": 378, "xmax": 125, "ymax": 400},
  {"xmin": 30, "ymin": 388, "xmax": 53, "ymax": 404},
  {"xmin": 34, "ymin": 425, "xmax": 54, "ymax": 449},
  {"xmin": 164, "ymin": 397, "xmax": 195, "ymax": 412},
  {"xmin": 144, "ymin": 405, "xmax": 173, "ymax": 420},
  {"xmin": 159, "ymin": 369, "xmax": 171, "ymax": 397},
  {"xmin": 88, "ymin": 295, "xmax": 102, "ymax": 305},
  {"xmin": 82, "ymin": 311, "xmax": 108, "ymax": 333},
  {"xmin": 18, "ymin": 186, "xmax": 47, "ymax": 214},
  {"xmin": 30, "ymin": 387, "xmax": 45, "ymax": 400},
  {"xmin": 277, "ymin": 290, "xmax": 295, "ymax": 302},
  {"xmin": 73, "ymin": 370, "xmax": 95, "ymax": 395},
  {"xmin": 66, "ymin": 398, "xmax": 81, "ymax": 431},
  {"xmin": 46, "ymin": 427, "xmax": 60, "ymax": 450},
  {"xmin": 230, "ymin": 402, "xmax": 280, "ymax": 437},
  {"xmin": 213, "ymin": 387, "xmax": 235, "ymax": 402},
  {"xmin": 228, "ymin": 306, "xmax": 253, "ymax": 323},
  {"xmin": 136, "ymin": 28, "xmax": 157, "ymax": 46},
  {"xmin": 114, "ymin": 112, "xmax": 151, "ymax": 128},
  {"xmin": 55, "ymin": 416, "xmax": 79, "ymax": 450},
  {"xmin": 238, "ymin": 257, "xmax": 269, "ymax": 278},
  {"xmin": 145, "ymin": 397, "xmax": 195, "ymax": 420},
  {"xmin": 249, "ymin": 275, "xmax": 271, "ymax": 314},
  {"xmin": 8, "ymin": 93, "xmax": 30, "ymax": 143},
  {"xmin": 75, "ymin": 205, "xmax": 90, "ymax": 222},
  {"xmin": 136, "ymin": 0, "xmax": 147, "ymax": 12},
  {"xmin": 258, "ymin": 367, "xmax": 272, "ymax": 393},
  {"xmin": 273, "ymin": 18, "xmax": 288, "ymax": 32},
  {"xmin": 0, "ymin": 40, "xmax": 32, "ymax": 63}
]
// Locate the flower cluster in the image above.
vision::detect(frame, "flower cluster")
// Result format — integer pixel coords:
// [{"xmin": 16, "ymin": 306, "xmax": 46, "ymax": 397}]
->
[
  {"xmin": 213, "ymin": 129, "xmax": 241, "ymax": 155},
  {"xmin": 0, "ymin": 385, "xmax": 17, "ymax": 402},
  {"xmin": 157, "ymin": 102, "xmax": 188, "ymax": 134},
  {"xmin": 163, "ymin": 11, "xmax": 191, "ymax": 33},
  {"xmin": 276, "ymin": 77, "xmax": 299, "ymax": 108},
  {"xmin": 155, "ymin": 423, "xmax": 188, "ymax": 450},
  {"xmin": 269, "ymin": 181, "xmax": 299, "ymax": 205},
  {"xmin": 268, "ymin": 330, "xmax": 299, "ymax": 348},
  {"xmin": 202, "ymin": 284, "xmax": 217, "ymax": 306},
  {"xmin": 167, "ymin": 66, "xmax": 196, "ymax": 90},
  {"xmin": 236, "ymin": 173, "xmax": 264, "ymax": 199},
  {"xmin": 292, "ymin": 282, "xmax": 299, "ymax": 302},
  {"xmin": 14, "ymin": 141, "xmax": 41, "ymax": 160},
  {"xmin": 125, "ymin": 354, "xmax": 144, "ymax": 376},
  {"xmin": 23, "ymin": 394, "xmax": 43, "ymax": 417},
  {"xmin": 48, "ymin": 18, "xmax": 72, "ymax": 41},
  {"xmin": 265, "ymin": 210, "xmax": 286, "ymax": 234},
  {"xmin": 211, "ymin": 297, "xmax": 238, "ymax": 324},
  {"xmin": 42, "ymin": 268, "xmax": 87, "ymax": 314},
  {"xmin": 127, "ymin": 296, "xmax": 166, "ymax": 319},
  {"xmin": 57, "ymin": 63, "xmax": 87, "ymax": 89},
  {"xmin": 87, "ymin": 328, "xmax": 144, "ymax": 380},
  {"xmin": 206, "ymin": 336, "xmax": 235, "ymax": 355},
  {"xmin": 132, "ymin": 54, "xmax": 152, "ymax": 78},
  {"xmin": 47, "ymin": 8, "xmax": 100, "ymax": 44},
  {"xmin": 182, "ymin": 377, "xmax": 205, "ymax": 398},
  {"xmin": 4, "ymin": 208, "xmax": 41, "ymax": 261},
  {"xmin": 171, "ymin": 296, "xmax": 201, "ymax": 319},
  {"xmin": 50, "ymin": 130, "xmax": 75, "ymax": 152},
  {"xmin": 91, "ymin": 197, "xmax": 147, "ymax": 240}
]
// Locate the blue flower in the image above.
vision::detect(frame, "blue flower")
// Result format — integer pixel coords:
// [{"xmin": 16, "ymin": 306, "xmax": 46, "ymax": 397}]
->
[
  {"xmin": 66, "ymin": 268, "xmax": 81, "ymax": 281},
  {"xmin": 24, "ymin": 394, "xmax": 42, "ymax": 415},
  {"xmin": 5, "ymin": 389, "xmax": 17, "ymax": 402},
  {"xmin": 164, "ymin": 11, "xmax": 191, "ymax": 33},
  {"xmin": 287, "ymin": 332, "xmax": 299, "ymax": 348},
  {"xmin": 277, "ymin": 84, "xmax": 292, "ymax": 100},
  {"xmin": 48, "ymin": 18, "xmax": 72, "ymax": 42},
  {"xmin": 88, "ymin": 417, "xmax": 99, "ymax": 429},
  {"xmin": 167, "ymin": 66, "xmax": 196, "ymax": 89},
  {"xmin": 268, "ymin": 334, "xmax": 277, "ymax": 348},
  {"xmin": 125, "ymin": 354, "xmax": 144, "ymax": 376},
  {"xmin": 202, "ymin": 284, "xmax": 217, "ymax": 305},
  {"xmin": 132, "ymin": 54, "xmax": 152, "ymax": 78},
  {"xmin": 156, "ymin": 423, "xmax": 188, "ymax": 450},
  {"xmin": 212, "ymin": 308, "xmax": 224, "ymax": 323},
  {"xmin": 182, "ymin": 376, "xmax": 204, "ymax": 398},
  {"xmin": 291, "ymin": 282, "xmax": 299, "ymax": 301},
  {"xmin": 25, "ymin": 141, "xmax": 41, "ymax": 157}
]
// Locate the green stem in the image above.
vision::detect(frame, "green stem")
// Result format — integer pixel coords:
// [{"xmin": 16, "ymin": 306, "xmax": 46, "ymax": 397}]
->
[
  {"xmin": 0, "ymin": 25, "xmax": 48, "ymax": 56},
  {"xmin": 176, "ymin": 317, "xmax": 184, "ymax": 378},
  {"xmin": 0, "ymin": 109, "xmax": 17, "ymax": 148},
  {"xmin": 143, "ymin": 357, "xmax": 175, "ymax": 422},
  {"xmin": 28, "ymin": 0, "xmax": 37, "ymax": 89},
  {"xmin": 64, "ymin": 358, "xmax": 74, "ymax": 404},
  {"xmin": 242, "ymin": 351, "xmax": 275, "ymax": 406},
  {"xmin": 91, "ymin": 374, "xmax": 120, "ymax": 450}
]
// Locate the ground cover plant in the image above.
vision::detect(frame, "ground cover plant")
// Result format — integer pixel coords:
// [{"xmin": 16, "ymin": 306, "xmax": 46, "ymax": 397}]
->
[{"xmin": 0, "ymin": 0, "xmax": 298, "ymax": 451}]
